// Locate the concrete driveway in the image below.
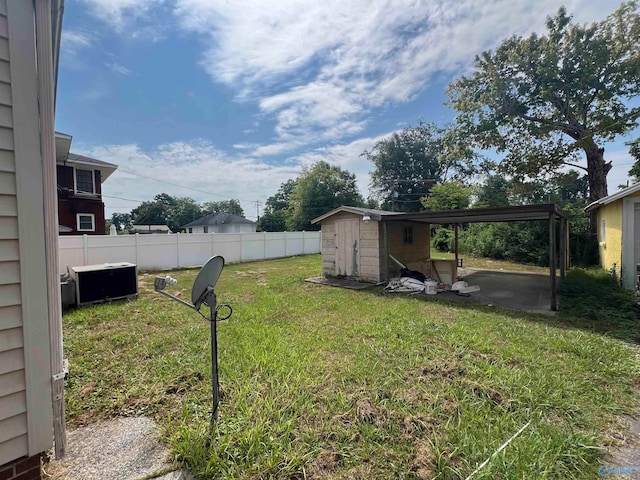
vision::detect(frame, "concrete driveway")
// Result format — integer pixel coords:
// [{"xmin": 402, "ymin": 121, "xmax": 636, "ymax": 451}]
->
[{"xmin": 438, "ymin": 268, "xmax": 555, "ymax": 314}]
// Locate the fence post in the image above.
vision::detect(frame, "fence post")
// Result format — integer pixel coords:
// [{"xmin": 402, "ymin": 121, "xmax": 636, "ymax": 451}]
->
[
  {"xmin": 240, "ymin": 233, "xmax": 244, "ymax": 263},
  {"xmin": 302, "ymin": 231, "xmax": 306, "ymax": 254},
  {"xmin": 263, "ymin": 231, "xmax": 267, "ymax": 260},
  {"xmin": 284, "ymin": 232, "xmax": 288, "ymax": 257},
  {"xmin": 135, "ymin": 233, "xmax": 139, "ymax": 267},
  {"xmin": 176, "ymin": 234, "xmax": 180, "ymax": 269},
  {"xmin": 83, "ymin": 234, "xmax": 88, "ymax": 265}
]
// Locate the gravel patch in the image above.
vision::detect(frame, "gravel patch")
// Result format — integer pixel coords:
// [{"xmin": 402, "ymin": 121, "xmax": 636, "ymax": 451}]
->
[{"xmin": 45, "ymin": 416, "xmax": 188, "ymax": 480}]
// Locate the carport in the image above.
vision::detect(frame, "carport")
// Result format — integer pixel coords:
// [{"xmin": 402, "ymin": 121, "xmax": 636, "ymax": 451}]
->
[{"xmin": 386, "ymin": 203, "xmax": 569, "ymax": 311}]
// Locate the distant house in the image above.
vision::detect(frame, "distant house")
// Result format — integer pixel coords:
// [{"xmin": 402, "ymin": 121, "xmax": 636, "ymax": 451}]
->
[
  {"xmin": 129, "ymin": 224, "xmax": 172, "ymax": 234},
  {"xmin": 183, "ymin": 212, "xmax": 256, "ymax": 233},
  {"xmin": 55, "ymin": 136, "xmax": 117, "ymax": 235},
  {"xmin": 585, "ymin": 182, "xmax": 640, "ymax": 288},
  {"xmin": 1, "ymin": 0, "xmax": 67, "ymax": 477}
]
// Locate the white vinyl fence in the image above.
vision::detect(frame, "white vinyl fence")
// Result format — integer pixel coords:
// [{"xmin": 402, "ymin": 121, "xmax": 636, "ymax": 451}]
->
[{"xmin": 58, "ymin": 231, "xmax": 321, "ymax": 274}]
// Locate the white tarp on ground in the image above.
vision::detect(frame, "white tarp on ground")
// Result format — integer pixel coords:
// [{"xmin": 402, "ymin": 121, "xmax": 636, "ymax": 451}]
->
[{"xmin": 384, "ymin": 277, "xmax": 428, "ymax": 293}]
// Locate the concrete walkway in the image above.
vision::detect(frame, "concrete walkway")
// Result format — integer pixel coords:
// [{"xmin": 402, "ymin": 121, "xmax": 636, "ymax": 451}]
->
[{"xmin": 46, "ymin": 417, "xmax": 191, "ymax": 480}]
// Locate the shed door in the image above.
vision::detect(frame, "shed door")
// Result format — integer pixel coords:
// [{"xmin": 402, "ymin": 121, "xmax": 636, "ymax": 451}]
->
[{"xmin": 335, "ymin": 218, "xmax": 359, "ymax": 276}]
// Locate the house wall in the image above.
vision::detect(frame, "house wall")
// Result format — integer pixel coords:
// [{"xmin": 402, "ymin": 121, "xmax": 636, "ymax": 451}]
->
[
  {"xmin": 57, "ymin": 165, "xmax": 105, "ymax": 235},
  {"xmin": 1, "ymin": 0, "xmax": 53, "ymax": 468},
  {"xmin": 386, "ymin": 221, "xmax": 431, "ymax": 277},
  {"xmin": 597, "ymin": 200, "xmax": 623, "ymax": 275},
  {"xmin": 189, "ymin": 223, "xmax": 255, "ymax": 234},
  {"xmin": 358, "ymin": 218, "xmax": 381, "ymax": 282}
]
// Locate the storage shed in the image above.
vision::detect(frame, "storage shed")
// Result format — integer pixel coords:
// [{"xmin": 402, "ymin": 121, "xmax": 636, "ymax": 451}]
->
[
  {"xmin": 312, "ymin": 204, "xmax": 569, "ymax": 310},
  {"xmin": 311, "ymin": 206, "xmax": 442, "ymax": 283}
]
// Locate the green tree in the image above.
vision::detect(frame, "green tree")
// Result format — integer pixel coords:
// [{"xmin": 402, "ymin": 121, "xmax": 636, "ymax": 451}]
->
[
  {"xmin": 474, "ymin": 176, "xmax": 512, "ymax": 208},
  {"xmin": 131, "ymin": 194, "xmax": 174, "ymax": 226},
  {"xmin": 448, "ymin": 2, "xmax": 640, "ymax": 209},
  {"xmin": 171, "ymin": 197, "xmax": 202, "ymax": 231},
  {"xmin": 421, "ymin": 181, "xmax": 471, "ymax": 211},
  {"xmin": 110, "ymin": 212, "xmax": 133, "ymax": 232},
  {"xmin": 288, "ymin": 161, "xmax": 364, "ymax": 231},
  {"xmin": 201, "ymin": 199, "xmax": 244, "ymax": 216},
  {"xmin": 363, "ymin": 122, "xmax": 470, "ymax": 211},
  {"xmin": 259, "ymin": 179, "xmax": 296, "ymax": 231},
  {"xmin": 628, "ymin": 139, "xmax": 640, "ymax": 182}
]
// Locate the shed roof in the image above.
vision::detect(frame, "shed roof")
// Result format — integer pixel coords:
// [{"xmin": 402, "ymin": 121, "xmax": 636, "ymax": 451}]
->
[
  {"xmin": 312, "ymin": 203, "xmax": 567, "ymax": 225},
  {"xmin": 183, "ymin": 212, "xmax": 256, "ymax": 228},
  {"xmin": 311, "ymin": 206, "xmax": 402, "ymax": 224},
  {"xmin": 585, "ymin": 182, "xmax": 640, "ymax": 212}
]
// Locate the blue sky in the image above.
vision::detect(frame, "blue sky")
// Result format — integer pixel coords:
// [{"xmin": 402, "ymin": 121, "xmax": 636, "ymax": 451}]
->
[{"xmin": 56, "ymin": 0, "xmax": 638, "ymax": 221}]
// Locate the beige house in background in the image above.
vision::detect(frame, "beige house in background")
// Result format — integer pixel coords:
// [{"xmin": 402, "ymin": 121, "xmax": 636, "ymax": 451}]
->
[{"xmin": 1, "ymin": 1, "xmax": 66, "ymax": 479}]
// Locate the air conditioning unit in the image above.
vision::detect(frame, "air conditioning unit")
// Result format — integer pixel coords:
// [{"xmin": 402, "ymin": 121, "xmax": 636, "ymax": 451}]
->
[{"xmin": 69, "ymin": 262, "xmax": 138, "ymax": 307}]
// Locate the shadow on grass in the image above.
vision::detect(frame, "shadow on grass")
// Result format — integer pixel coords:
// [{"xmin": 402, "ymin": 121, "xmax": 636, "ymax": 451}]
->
[{"xmin": 356, "ymin": 268, "xmax": 639, "ymax": 345}]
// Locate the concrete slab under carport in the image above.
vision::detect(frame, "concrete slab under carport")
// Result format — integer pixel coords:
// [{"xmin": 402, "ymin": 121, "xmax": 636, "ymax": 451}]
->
[{"xmin": 437, "ymin": 268, "xmax": 555, "ymax": 314}]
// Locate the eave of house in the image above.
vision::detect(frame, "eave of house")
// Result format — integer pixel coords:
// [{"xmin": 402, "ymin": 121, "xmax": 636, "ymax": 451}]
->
[
  {"xmin": 59, "ymin": 152, "xmax": 118, "ymax": 181},
  {"xmin": 585, "ymin": 182, "xmax": 640, "ymax": 212}
]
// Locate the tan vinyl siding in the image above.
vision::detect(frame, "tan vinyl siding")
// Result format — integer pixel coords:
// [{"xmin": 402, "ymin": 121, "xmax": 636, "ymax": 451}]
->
[
  {"xmin": 0, "ymin": 348, "xmax": 24, "ymax": 375},
  {"xmin": 0, "ymin": 0, "xmax": 28, "ymax": 465},
  {"xmin": 0, "ymin": 413, "xmax": 27, "ymax": 444}
]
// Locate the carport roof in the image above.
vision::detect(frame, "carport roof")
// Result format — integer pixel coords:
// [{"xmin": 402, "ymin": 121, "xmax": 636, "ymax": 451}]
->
[
  {"xmin": 312, "ymin": 203, "xmax": 568, "ymax": 225},
  {"xmin": 385, "ymin": 203, "xmax": 568, "ymax": 224}
]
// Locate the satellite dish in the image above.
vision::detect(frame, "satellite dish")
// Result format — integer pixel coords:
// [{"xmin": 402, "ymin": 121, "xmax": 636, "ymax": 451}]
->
[{"xmin": 192, "ymin": 256, "xmax": 224, "ymax": 307}]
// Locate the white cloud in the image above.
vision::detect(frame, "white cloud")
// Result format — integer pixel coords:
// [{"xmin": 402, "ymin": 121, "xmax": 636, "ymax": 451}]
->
[
  {"xmin": 105, "ymin": 62, "xmax": 134, "ymax": 76},
  {"xmin": 80, "ymin": 140, "xmax": 302, "ymax": 219},
  {"xmin": 77, "ymin": 0, "xmax": 626, "ymax": 160},
  {"xmin": 172, "ymin": 0, "xmax": 622, "ymax": 150},
  {"xmin": 80, "ymin": 0, "xmax": 165, "ymax": 28}
]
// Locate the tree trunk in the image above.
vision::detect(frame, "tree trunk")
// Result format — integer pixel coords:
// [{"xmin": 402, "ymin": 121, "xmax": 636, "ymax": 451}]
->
[{"xmin": 585, "ymin": 145, "xmax": 611, "ymax": 234}]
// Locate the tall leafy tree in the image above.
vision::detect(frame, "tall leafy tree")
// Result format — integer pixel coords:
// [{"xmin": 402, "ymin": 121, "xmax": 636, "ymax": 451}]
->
[
  {"xmin": 421, "ymin": 181, "xmax": 471, "ymax": 211},
  {"xmin": 110, "ymin": 212, "xmax": 133, "ymax": 232},
  {"xmin": 259, "ymin": 179, "xmax": 296, "ymax": 232},
  {"xmin": 201, "ymin": 199, "xmax": 244, "ymax": 217},
  {"xmin": 131, "ymin": 194, "xmax": 174, "ymax": 226},
  {"xmin": 448, "ymin": 2, "xmax": 640, "ymax": 209},
  {"xmin": 288, "ymin": 161, "xmax": 364, "ymax": 231},
  {"xmin": 171, "ymin": 197, "xmax": 203, "ymax": 231},
  {"xmin": 363, "ymin": 122, "xmax": 470, "ymax": 212},
  {"xmin": 627, "ymin": 139, "xmax": 640, "ymax": 182}
]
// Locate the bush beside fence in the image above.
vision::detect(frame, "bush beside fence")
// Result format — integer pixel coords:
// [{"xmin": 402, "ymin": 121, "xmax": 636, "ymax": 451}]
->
[{"xmin": 58, "ymin": 231, "xmax": 321, "ymax": 274}]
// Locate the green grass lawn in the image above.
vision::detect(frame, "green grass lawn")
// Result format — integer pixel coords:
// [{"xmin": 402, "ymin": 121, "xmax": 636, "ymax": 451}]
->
[{"xmin": 62, "ymin": 255, "xmax": 639, "ymax": 479}]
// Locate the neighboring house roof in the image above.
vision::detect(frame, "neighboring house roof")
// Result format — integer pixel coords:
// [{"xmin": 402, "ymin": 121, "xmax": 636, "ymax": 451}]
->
[
  {"xmin": 311, "ymin": 206, "xmax": 402, "ymax": 224},
  {"xmin": 58, "ymin": 224, "xmax": 73, "ymax": 233},
  {"xmin": 183, "ymin": 212, "xmax": 256, "ymax": 228},
  {"xmin": 585, "ymin": 182, "xmax": 640, "ymax": 212},
  {"xmin": 130, "ymin": 224, "xmax": 172, "ymax": 233},
  {"xmin": 60, "ymin": 152, "xmax": 118, "ymax": 182}
]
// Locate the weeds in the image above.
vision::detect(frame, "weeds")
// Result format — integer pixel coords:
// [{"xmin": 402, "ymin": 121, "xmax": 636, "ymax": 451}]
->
[{"xmin": 62, "ymin": 255, "xmax": 639, "ymax": 479}]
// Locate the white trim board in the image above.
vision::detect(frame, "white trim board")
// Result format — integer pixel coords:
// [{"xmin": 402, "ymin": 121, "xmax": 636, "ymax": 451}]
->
[{"xmin": 621, "ymin": 196, "xmax": 640, "ymax": 288}]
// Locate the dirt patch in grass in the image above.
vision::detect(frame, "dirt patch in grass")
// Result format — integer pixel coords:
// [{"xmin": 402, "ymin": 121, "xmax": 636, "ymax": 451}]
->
[
  {"xmin": 410, "ymin": 439, "xmax": 436, "ymax": 479},
  {"xmin": 307, "ymin": 450, "xmax": 340, "ymax": 479},
  {"xmin": 460, "ymin": 379, "xmax": 511, "ymax": 408}
]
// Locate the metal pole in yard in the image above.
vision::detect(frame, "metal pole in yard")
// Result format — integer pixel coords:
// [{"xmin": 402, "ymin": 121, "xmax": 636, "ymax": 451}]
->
[{"xmin": 209, "ymin": 292, "xmax": 220, "ymax": 427}]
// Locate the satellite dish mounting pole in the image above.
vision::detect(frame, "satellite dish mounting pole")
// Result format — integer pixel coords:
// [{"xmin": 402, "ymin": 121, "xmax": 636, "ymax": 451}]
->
[{"xmin": 207, "ymin": 289, "xmax": 220, "ymax": 425}]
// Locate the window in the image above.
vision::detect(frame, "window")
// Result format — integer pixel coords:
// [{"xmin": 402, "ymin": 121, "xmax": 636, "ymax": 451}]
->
[
  {"xmin": 600, "ymin": 219, "xmax": 606, "ymax": 243},
  {"xmin": 188, "ymin": 227, "xmax": 193, "ymax": 233},
  {"xmin": 403, "ymin": 227, "xmax": 413, "ymax": 244},
  {"xmin": 75, "ymin": 168, "xmax": 95, "ymax": 194},
  {"xmin": 76, "ymin": 213, "xmax": 95, "ymax": 232},
  {"xmin": 203, "ymin": 226, "xmax": 209, "ymax": 233}
]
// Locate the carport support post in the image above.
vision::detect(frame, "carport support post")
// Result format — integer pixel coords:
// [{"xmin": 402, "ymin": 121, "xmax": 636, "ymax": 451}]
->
[
  {"xmin": 549, "ymin": 213, "xmax": 557, "ymax": 311},
  {"xmin": 559, "ymin": 217, "xmax": 567, "ymax": 280},
  {"xmin": 454, "ymin": 224, "xmax": 459, "ymax": 263}
]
